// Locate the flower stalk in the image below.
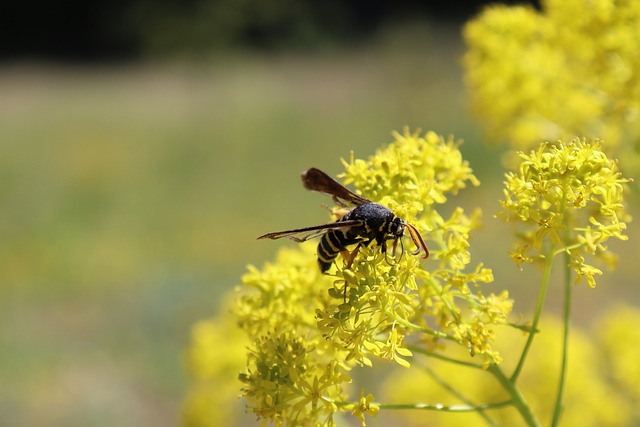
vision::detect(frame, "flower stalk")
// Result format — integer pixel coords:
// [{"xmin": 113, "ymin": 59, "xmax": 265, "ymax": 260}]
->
[
  {"xmin": 551, "ymin": 242, "xmax": 573, "ymax": 427},
  {"xmin": 511, "ymin": 247, "xmax": 555, "ymax": 383},
  {"xmin": 489, "ymin": 365, "xmax": 542, "ymax": 427}
]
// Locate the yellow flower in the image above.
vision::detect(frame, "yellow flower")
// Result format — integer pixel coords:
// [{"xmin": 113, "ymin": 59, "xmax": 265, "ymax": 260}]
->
[{"xmin": 345, "ymin": 388, "xmax": 380, "ymax": 426}]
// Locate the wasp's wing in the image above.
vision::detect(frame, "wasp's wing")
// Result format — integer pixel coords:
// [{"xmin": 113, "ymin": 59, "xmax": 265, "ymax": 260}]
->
[
  {"xmin": 302, "ymin": 168, "xmax": 371, "ymax": 206},
  {"xmin": 257, "ymin": 219, "xmax": 363, "ymax": 242}
]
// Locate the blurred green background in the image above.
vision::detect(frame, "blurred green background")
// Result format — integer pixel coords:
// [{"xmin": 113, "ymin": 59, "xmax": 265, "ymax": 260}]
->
[{"xmin": 1, "ymin": 1, "xmax": 637, "ymax": 426}]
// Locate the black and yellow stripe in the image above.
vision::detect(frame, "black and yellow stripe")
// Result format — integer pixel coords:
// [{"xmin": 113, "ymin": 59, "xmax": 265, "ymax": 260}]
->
[{"xmin": 317, "ymin": 223, "xmax": 361, "ymax": 272}]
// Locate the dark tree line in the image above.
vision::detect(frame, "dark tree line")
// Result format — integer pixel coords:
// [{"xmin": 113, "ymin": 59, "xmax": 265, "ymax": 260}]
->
[{"xmin": 1, "ymin": 0, "xmax": 538, "ymax": 61}]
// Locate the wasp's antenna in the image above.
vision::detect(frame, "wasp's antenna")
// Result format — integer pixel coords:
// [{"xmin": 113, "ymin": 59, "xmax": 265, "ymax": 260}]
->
[
  {"xmin": 383, "ymin": 242, "xmax": 395, "ymax": 267},
  {"xmin": 406, "ymin": 223, "xmax": 429, "ymax": 259}
]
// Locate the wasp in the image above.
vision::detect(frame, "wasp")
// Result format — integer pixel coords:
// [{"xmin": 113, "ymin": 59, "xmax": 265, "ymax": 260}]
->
[{"xmin": 258, "ymin": 168, "xmax": 429, "ymax": 273}]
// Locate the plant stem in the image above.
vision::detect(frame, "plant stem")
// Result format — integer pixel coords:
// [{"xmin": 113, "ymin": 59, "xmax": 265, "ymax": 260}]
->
[
  {"xmin": 387, "ymin": 311, "xmax": 456, "ymax": 342},
  {"xmin": 488, "ymin": 365, "xmax": 541, "ymax": 427},
  {"xmin": 420, "ymin": 362, "xmax": 499, "ymax": 426},
  {"xmin": 511, "ymin": 249, "xmax": 555, "ymax": 382},
  {"xmin": 507, "ymin": 322, "xmax": 540, "ymax": 334},
  {"xmin": 409, "ymin": 346, "xmax": 485, "ymax": 369},
  {"xmin": 550, "ymin": 248, "xmax": 572, "ymax": 426},
  {"xmin": 377, "ymin": 400, "xmax": 512, "ymax": 412}
]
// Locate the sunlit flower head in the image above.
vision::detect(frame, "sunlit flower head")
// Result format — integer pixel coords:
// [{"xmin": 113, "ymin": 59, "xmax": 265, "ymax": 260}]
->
[{"xmin": 498, "ymin": 138, "xmax": 631, "ymax": 286}]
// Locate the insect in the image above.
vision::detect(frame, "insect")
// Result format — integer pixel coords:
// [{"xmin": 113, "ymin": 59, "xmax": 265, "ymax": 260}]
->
[{"xmin": 257, "ymin": 168, "xmax": 429, "ymax": 273}]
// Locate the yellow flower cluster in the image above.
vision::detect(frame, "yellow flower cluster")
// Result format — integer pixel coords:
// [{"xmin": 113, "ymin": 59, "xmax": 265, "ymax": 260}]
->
[
  {"xmin": 183, "ymin": 130, "xmax": 633, "ymax": 426},
  {"xmin": 236, "ymin": 246, "xmax": 349, "ymax": 426},
  {"xmin": 233, "ymin": 130, "xmax": 512, "ymax": 426},
  {"xmin": 498, "ymin": 139, "xmax": 630, "ymax": 286},
  {"xmin": 463, "ymin": 0, "xmax": 640, "ymax": 151},
  {"xmin": 341, "ymin": 129, "xmax": 481, "ymax": 272}
]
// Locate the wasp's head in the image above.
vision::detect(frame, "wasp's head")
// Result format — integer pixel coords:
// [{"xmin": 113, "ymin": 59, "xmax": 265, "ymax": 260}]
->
[
  {"xmin": 387, "ymin": 216, "xmax": 429, "ymax": 260},
  {"xmin": 388, "ymin": 216, "xmax": 405, "ymax": 238}
]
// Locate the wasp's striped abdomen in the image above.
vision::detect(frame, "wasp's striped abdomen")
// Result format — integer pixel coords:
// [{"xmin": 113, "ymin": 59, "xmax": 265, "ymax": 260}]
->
[{"xmin": 317, "ymin": 221, "xmax": 361, "ymax": 272}]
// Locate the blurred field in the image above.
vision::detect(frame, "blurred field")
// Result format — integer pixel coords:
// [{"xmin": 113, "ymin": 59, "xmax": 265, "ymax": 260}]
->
[{"xmin": 0, "ymin": 24, "xmax": 637, "ymax": 427}]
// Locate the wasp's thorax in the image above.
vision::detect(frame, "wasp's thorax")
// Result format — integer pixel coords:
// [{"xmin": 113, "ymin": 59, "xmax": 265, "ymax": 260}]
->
[{"xmin": 342, "ymin": 203, "xmax": 401, "ymax": 241}]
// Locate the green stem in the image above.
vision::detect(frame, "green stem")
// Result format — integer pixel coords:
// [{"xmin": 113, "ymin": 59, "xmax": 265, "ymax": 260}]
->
[
  {"xmin": 507, "ymin": 322, "xmax": 540, "ymax": 334},
  {"xmin": 376, "ymin": 400, "xmax": 512, "ymax": 412},
  {"xmin": 511, "ymin": 248, "xmax": 555, "ymax": 382},
  {"xmin": 489, "ymin": 365, "xmax": 542, "ymax": 427},
  {"xmin": 420, "ymin": 362, "xmax": 499, "ymax": 426},
  {"xmin": 387, "ymin": 311, "xmax": 457, "ymax": 342},
  {"xmin": 409, "ymin": 346, "xmax": 485, "ymax": 369},
  {"xmin": 550, "ymin": 248, "xmax": 573, "ymax": 426}
]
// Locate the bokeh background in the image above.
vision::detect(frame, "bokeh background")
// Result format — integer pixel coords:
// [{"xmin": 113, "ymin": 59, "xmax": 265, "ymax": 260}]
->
[{"xmin": 2, "ymin": 1, "xmax": 638, "ymax": 426}]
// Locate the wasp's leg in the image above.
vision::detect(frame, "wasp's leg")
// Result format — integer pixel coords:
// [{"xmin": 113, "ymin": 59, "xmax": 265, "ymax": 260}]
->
[
  {"xmin": 323, "ymin": 205, "xmax": 350, "ymax": 220},
  {"xmin": 391, "ymin": 238, "xmax": 399, "ymax": 257},
  {"xmin": 332, "ymin": 195, "xmax": 349, "ymax": 208},
  {"xmin": 383, "ymin": 239, "xmax": 402, "ymax": 266},
  {"xmin": 340, "ymin": 242, "xmax": 362, "ymax": 301},
  {"xmin": 344, "ymin": 239, "xmax": 373, "ymax": 270}
]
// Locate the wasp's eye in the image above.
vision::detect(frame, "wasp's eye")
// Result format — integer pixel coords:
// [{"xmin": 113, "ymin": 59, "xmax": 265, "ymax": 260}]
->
[{"xmin": 389, "ymin": 218, "xmax": 405, "ymax": 236}]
